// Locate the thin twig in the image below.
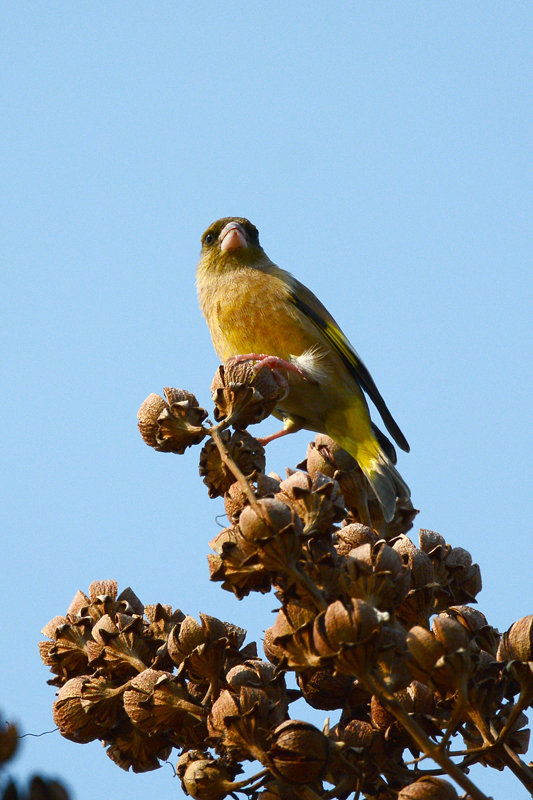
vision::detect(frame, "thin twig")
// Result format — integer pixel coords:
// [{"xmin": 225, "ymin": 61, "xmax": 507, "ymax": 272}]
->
[
  {"xmin": 210, "ymin": 426, "xmax": 266, "ymax": 518},
  {"xmin": 366, "ymin": 672, "xmax": 491, "ymax": 800}
]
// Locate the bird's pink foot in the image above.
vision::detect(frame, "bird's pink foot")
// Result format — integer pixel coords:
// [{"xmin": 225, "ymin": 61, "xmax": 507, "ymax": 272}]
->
[
  {"xmin": 257, "ymin": 428, "xmax": 293, "ymax": 446},
  {"xmin": 257, "ymin": 418, "xmax": 302, "ymax": 447},
  {"xmin": 228, "ymin": 353, "xmax": 310, "ymax": 381}
]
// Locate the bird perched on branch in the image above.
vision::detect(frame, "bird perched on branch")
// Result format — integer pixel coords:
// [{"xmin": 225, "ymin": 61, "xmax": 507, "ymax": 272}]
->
[{"xmin": 196, "ymin": 217, "xmax": 410, "ymax": 522}]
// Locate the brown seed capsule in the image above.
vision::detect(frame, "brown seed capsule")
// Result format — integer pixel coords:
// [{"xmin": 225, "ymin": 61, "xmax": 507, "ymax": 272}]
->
[
  {"xmin": 137, "ymin": 388, "xmax": 208, "ymax": 453},
  {"xmin": 432, "ymin": 612, "xmax": 471, "ymax": 654},
  {"xmin": 277, "ymin": 470, "xmax": 345, "ymax": 537},
  {"xmin": 239, "ymin": 498, "xmax": 297, "ymax": 542},
  {"xmin": 199, "ymin": 430, "xmax": 265, "ymax": 498},
  {"xmin": 497, "ymin": 614, "xmax": 533, "ymax": 663},
  {"xmin": 269, "ymin": 604, "xmax": 324, "ymax": 670},
  {"xmin": 208, "ymin": 685, "xmax": 277, "ymax": 760},
  {"xmin": 315, "ymin": 599, "xmax": 384, "ymax": 677},
  {"xmin": 211, "ymin": 360, "xmax": 288, "ymax": 428},
  {"xmin": 224, "ymin": 473, "xmax": 280, "ymax": 524},
  {"xmin": 268, "ymin": 720, "xmax": 329, "ymax": 785},
  {"xmin": 53, "ymin": 676, "xmax": 108, "ymax": 743},
  {"xmin": 448, "ymin": 605, "xmax": 499, "ymax": 656},
  {"xmin": 208, "ymin": 526, "xmax": 275, "ymax": 599},
  {"xmin": 344, "ymin": 540, "xmax": 410, "ymax": 610},
  {"xmin": 181, "ymin": 756, "xmax": 235, "ymax": 800},
  {"xmin": 334, "ymin": 523, "xmax": 378, "ymax": 556},
  {"xmin": 168, "ymin": 613, "xmax": 247, "ymax": 685},
  {"xmin": 123, "ymin": 669, "xmax": 206, "ymax": 741},
  {"xmin": 405, "ymin": 626, "xmax": 444, "ymax": 682},
  {"xmin": 297, "ymin": 668, "xmax": 352, "ymax": 710},
  {"xmin": 103, "ymin": 717, "xmax": 172, "ymax": 772},
  {"xmin": 397, "ymin": 776, "xmax": 459, "ymax": 799}
]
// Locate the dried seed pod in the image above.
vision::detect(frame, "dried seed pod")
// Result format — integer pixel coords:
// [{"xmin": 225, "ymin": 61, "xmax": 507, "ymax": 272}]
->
[
  {"xmin": 374, "ymin": 622, "xmax": 411, "ymax": 690},
  {"xmin": 393, "ymin": 539, "xmax": 435, "ymax": 628},
  {"xmin": 314, "ymin": 599, "xmax": 384, "ymax": 677},
  {"xmin": 208, "ymin": 685, "xmax": 278, "ymax": 760},
  {"xmin": 123, "ymin": 669, "xmax": 206, "ymax": 740},
  {"xmin": 77, "ymin": 675, "xmax": 125, "ymax": 728},
  {"xmin": 268, "ymin": 720, "xmax": 329, "ymax": 785},
  {"xmin": 432, "ymin": 612, "xmax": 472, "ymax": 654},
  {"xmin": 334, "ymin": 523, "xmax": 378, "ymax": 556},
  {"xmin": 497, "ymin": 615, "xmax": 533, "ymax": 692},
  {"xmin": 269, "ymin": 603, "xmax": 324, "ymax": 670},
  {"xmin": 39, "ymin": 615, "xmax": 93, "ymax": 685},
  {"xmin": 406, "ymin": 626, "xmax": 445, "ymax": 683},
  {"xmin": 497, "ymin": 614, "xmax": 533, "ymax": 663},
  {"xmin": 199, "ymin": 430, "xmax": 265, "ymax": 498},
  {"xmin": 224, "ymin": 473, "xmax": 280, "ymax": 524},
  {"xmin": 53, "ymin": 676, "xmax": 108, "ymax": 743},
  {"xmin": 179, "ymin": 753, "xmax": 237, "ymax": 800},
  {"xmin": 277, "ymin": 469, "xmax": 345, "ymax": 537},
  {"xmin": 445, "ymin": 547, "xmax": 482, "ymax": 604},
  {"xmin": 167, "ymin": 614, "xmax": 247, "ymax": 685},
  {"xmin": 237, "ymin": 498, "xmax": 303, "ymax": 574},
  {"xmin": 137, "ymin": 388, "xmax": 208, "ymax": 453},
  {"xmin": 226, "ymin": 661, "xmax": 291, "ymax": 729},
  {"xmin": 398, "ymin": 776, "xmax": 459, "ymax": 799},
  {"xmin": 211, "ymin": 360, "xmax": 288, "ymax": 428},
  {"xmin": 239, "ymin": 498, "xmax": 298, "ymax": 542},
  {"xmin": 407, "ymin": 615, "xmax": 473, "ymax": 692},
  {"xmin": 447, "ymin": 605, "xmax": 500, "ymax": 656},
  {"xmin": 262, "ymin": 626, "xmax": 287, "ymax": 667},
  {"xmin": 103, "ymin": 717, "xmax": 172, "ymax": 772},
  {"xmin": 86, "ymin": 613, "xmax": 152, "ymax": 679},
  {"xmin": 400, "ymin": 680, "xmax": 437, "ymax": 717},
  {"xmin": 327, "ymin": 717, "xmax": 386, "ymax": 791},
  {"xmin": 208, "ymin": 526, "xmax": 275, "ymax": 599},
  {"xmin": 344, "ymin": 540, "xmax": 411, "ymax": 610},
  {"xmin": 419, "ymin": 530, "xmax": 482, "ymax": 610},
  {"xmin": 297, "ymin": 668, "xmax": 352, "ymax": 710}
]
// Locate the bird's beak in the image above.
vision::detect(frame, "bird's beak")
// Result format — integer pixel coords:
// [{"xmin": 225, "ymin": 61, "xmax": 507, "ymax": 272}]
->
[{"xmin": 219, "ymin": 221, "xmax": 248, "ymax": 252}]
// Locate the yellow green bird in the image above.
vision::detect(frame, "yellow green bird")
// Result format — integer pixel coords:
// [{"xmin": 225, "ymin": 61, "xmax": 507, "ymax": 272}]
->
[{"xmin": 196, "ymin": 217, "xmax": 410, "ymax": 522}]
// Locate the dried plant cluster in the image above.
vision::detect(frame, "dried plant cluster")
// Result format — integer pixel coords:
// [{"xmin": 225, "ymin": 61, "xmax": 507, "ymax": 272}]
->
[{"xmin": 39, "ymin": 362, "xmax": 533, "ymax": 799}]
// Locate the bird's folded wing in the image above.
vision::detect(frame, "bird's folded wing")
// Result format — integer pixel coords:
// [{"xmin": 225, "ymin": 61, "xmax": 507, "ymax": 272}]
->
[{"xmin": 287, "ymin": 279, "xmax": 410, "ymax": 453}]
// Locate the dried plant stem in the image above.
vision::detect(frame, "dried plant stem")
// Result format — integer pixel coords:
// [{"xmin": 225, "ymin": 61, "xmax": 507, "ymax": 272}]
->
[
  {"xmin": 210, "ymin": 426, "xmax": 267, "ymax": 519},
  {"xmin": 285, "ymin": 563, "xmax": 328, "ymax": 612},
  {"xmin": 488, "ymin": 721, "xmax": 533, "ymax": 795},
  {"xmin": 228, "ymin": 768, "xmax": 270, "ymax": 791},
  {"xmin": 210, "ymin": 425, "xmax": 328, "ymax": 612},
  {"xmin": 365, "ymin": 672, "xmax": 490, "ymax": 800},
  {"xmin": 496, "ymin": 688, "xmax": 532, "ymax": 745}
]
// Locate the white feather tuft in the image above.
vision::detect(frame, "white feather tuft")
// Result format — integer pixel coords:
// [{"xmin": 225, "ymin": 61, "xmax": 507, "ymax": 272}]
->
[{"xmin": 290, "ymin": 346, "xmax": 331, "ymax": 382}]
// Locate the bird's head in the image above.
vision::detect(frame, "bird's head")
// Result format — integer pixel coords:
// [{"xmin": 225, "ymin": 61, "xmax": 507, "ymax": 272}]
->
[{"xmin": 198, "ymin": 217, "xmax": 266, "ymax": 274}]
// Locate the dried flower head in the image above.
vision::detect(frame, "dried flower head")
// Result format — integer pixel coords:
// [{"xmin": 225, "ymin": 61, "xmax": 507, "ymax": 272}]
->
[
  {"xmin": 211, "ymin": 360, "xmax": 288, "ymax": 428},
  {"xmin": 398, "ymin": 776, "xmax": 459, "ymax": 799},
  {"xmin": 137, "ymin": 388, "xmax": 208, "ymax": 453},
  {"xmin": 268, "ymin": 720, "xmax": 329, "ymax": 785},
  {"xmin": 199, "ymin": 430, "xmax": 265, "ymax": 497}
]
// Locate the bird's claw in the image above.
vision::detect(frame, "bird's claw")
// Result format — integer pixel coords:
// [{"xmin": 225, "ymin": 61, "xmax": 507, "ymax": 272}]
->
[{"xmin": 228, "ymin": 353, "xmax": 311, "ymax": 382}]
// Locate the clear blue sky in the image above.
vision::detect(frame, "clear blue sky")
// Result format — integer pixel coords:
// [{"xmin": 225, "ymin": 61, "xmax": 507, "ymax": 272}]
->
[{"xmin": 2, "ymin": 3, "xmax": 532, "ymax": 798}]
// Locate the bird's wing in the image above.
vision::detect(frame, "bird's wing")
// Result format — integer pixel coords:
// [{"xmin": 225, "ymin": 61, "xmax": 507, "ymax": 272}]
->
[{"xmin": 286, "ymin": 276, "xmax": 410, "ymax": 453}]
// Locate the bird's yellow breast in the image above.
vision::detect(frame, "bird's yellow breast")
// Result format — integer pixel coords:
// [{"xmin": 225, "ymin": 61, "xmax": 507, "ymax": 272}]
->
[{"xmin": 197, "ymin": 265, "xmax": 316, "ymax": 363}]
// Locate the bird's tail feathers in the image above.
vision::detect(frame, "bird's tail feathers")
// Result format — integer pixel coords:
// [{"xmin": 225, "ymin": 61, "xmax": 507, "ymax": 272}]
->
[
  {"xmin": 327, "ymin": 421, "xmax": 410, "ymax": 523},
  {"xmin": 360, "ymin": 449, "xmax": 410, "ymax": 523}
]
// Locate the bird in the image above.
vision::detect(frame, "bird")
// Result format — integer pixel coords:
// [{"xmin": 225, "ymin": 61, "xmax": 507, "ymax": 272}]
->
[{"xmin": 196, "ymin": 217, "xmax": 410, "ymax": 522}]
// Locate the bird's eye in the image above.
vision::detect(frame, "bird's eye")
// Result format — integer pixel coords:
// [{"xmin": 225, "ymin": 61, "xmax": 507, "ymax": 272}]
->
[{"xmin": 204, "ymin": 233, "xmax": 215, "ymax": 245}]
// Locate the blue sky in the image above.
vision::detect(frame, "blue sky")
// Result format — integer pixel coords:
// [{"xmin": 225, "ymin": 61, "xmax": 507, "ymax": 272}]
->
[{"xmin": 2, "ymin": 3, "xmax": 532, "ymax": 798}]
